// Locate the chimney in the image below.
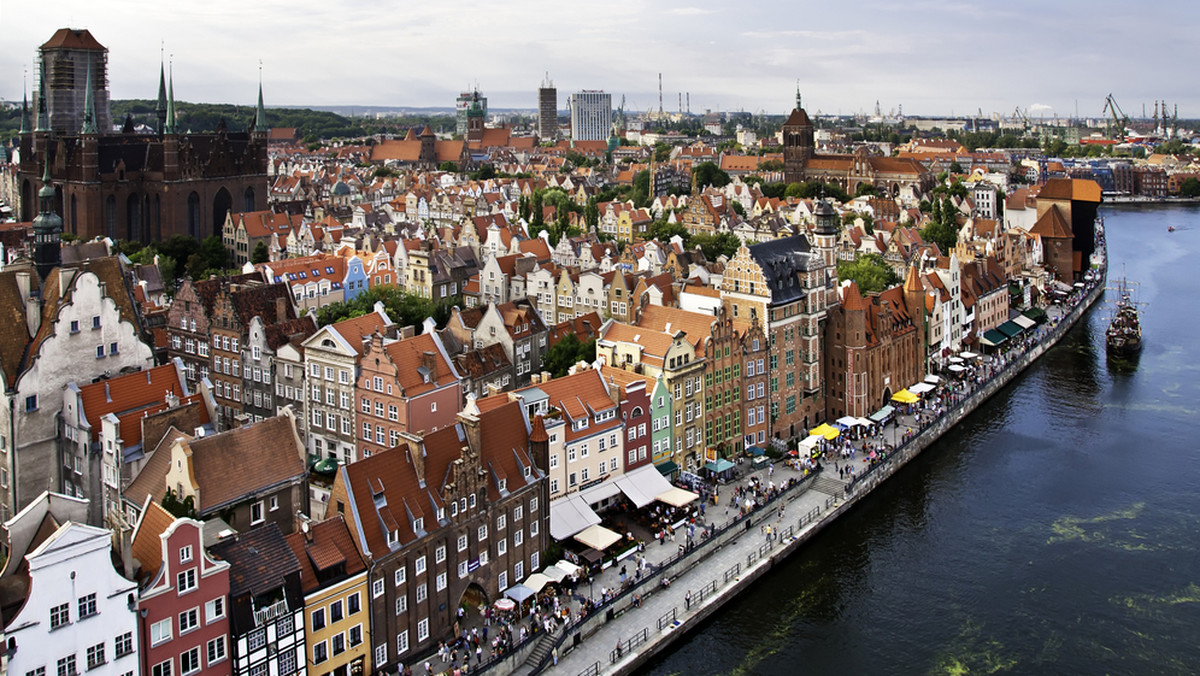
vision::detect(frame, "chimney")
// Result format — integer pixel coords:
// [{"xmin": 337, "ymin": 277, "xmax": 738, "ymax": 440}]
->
[
  {"xmin": 422, "ymin": 351, "xmax": 437, "ymax": 380},
  {"xmin": 530, "ymin": 373, "xmax": 541, "ymax": 385},
  {"xmin": 276, "ymin": 295, "xmax": 288, "ymax": 321},
  {"xmin": 16, "ymin": 271, "xmax": 41, "ymax": 337}
]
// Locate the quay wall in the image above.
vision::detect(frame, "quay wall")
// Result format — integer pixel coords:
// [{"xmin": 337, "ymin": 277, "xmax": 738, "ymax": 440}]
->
[{"xmin": 609, "ymin": 276, "xmax": 1107, "ymax": 676}]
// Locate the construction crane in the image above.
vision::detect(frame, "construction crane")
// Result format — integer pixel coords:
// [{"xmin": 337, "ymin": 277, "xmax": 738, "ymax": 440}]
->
[
  {"xmin": 1102, "ymin": 93, "xmax": 1130, "ymax": 141},
  {"xmin": 1012, "ymin": 106, "xmax": 1030, "ymax": 134}
]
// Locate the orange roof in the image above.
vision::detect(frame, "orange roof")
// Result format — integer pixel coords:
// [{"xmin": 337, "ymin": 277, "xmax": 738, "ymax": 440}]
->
[
  {"xmin": 635, "ymin": 304, "xmax": 747, "ymax": 351},
  {"xmin": 384, "ymin": 333, "xmax": 457, "ymax": 397},
  {"xmin": 41, "ymin": 28, "xmax": 105, "ymax": 50},
  {"xmin": 331, "ymin": 311, "xmax": 392, "ymax": 356},
  {"xmin": 1031, "ymin": 204, "xmax": 1073, "ymax": 239},
  {"xmin": 1039, "ymin": 178, "xmax": 1102, "ymax": 203},
  {"xmin": 130, "ymin": 501, "xmax": 176, "ymax": 582},
  {"xmin": 76, "ymin": 364, "xmax": 188, "ymax": 446}
]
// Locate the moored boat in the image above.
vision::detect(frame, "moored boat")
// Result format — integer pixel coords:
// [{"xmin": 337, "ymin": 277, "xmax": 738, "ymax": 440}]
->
[{"xmin": 1106, "ymin": 278, "xmax": 1142, "ymax": 356}]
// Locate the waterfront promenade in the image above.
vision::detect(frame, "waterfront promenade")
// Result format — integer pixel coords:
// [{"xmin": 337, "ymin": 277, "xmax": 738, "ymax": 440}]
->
[{"xmin": 409, "ymin": 261, "xmax": 1103, "ymax": 676}]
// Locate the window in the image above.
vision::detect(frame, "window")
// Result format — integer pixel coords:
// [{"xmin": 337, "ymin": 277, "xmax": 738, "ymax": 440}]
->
[
  {"xmin": 458, "ymin": 561, "xmax": 468, "ymax": 579},
  {"xmin": 330, "ymin": 599, "xmax": 344, "ymax": 623},
  {"xmin": 395, "ymin": 567, "xmax": 407, "ymax": 586},
  {"xmin": 397, "ymin": 630, "xmax": 409, "ymax": 655},
  {"xmin": 497, "ymin": 514, "xmax": 506, "ymax": 531},
  {"xmin": 313, "ymin": 641, "xmax": 329, "ymax": 665},
  {"xmin": 250, "ymin": 500, "xmax": 264, "ymax": 525},
  {"xmin": 151, "ymin": 660, "xmax": 171, "ymax": 676},
  {"xmin": 177, "ymin": 568, "xmax": 197, "ymax": 593},
  {"xmin": 179, "ymin": 607, "xmax": 199, "ymax": 633},
  {"xmin": 311, "ymin": 608, "xmax": 326, "ymax": 631},
  {"xmin": 436, "ymin": 572, "xmax": 447, "ymax": 591},
  {"xmin": 77, "ymin": 593, "xmax": 96, "ymax": 619},
  {"xmin": 498, "ymin": 538, "xmax": 507, "ymax": 555},
  {"xmin": 375, "ymin": 645, "xmax": 388, "ymax": 667},
  {"xmin": 50, "ymin": 603, "xmax": 70, "ymax": 629},
  {"xmin": 247, "ymin": 627, "xmax": 266, "ymax": 651},
  {"xmin": 395, "ymin": 595, "xmax": 407, "ymax": 615},
  {"xmin": 206, "ymin": 636, "xmax": 226, "ymax": 665},
  {"xmin": 109, "ymin": 342, "xmax": 119, "ymax": 355},
  {"xmin": 349, "ymin": 624, "xmax": 363, "ymax": 647},
  {"xmin": 180, "ymin": 648, "xmax": 200, "ymax": 676},
  {"xmin": 415, "ymin": 583, "xmax": 427, "ymax": 603},
  {"xmin": 150, "ymin": 618, "xmax": 172, "ymax": 645},
  {"xmin": 514, "ymin": 529, "xmax": 524, "ymax": 546},
  {"xmin": 415, "ymin": 555, "xmax": 426, "ymax": 575},
  {"xmin": 25, "ymin": 395, "xmax": 38, "ymax": 411},
  {"xmin": 417, "ymin": 618, "xmax": 429, "ymax": 642},
  {"xmin": 114, "ymin": 633, "xmax": 133, "ymax": 657},
  {"xmin": 86, "ymin": 643, "xmax": 105, "ymax": 670},
  {"xmin": 348, "ymin": 592, "xmax": 361, "ymax": 615},
  {"xmin": 435, "ymin": 545, "xmax": 446, "ymax": 564},
  {"xmin": 332, "ymin": 633, "xmax": 346, "ymax": 656},
  {"xmin": 530, "ymin": 520, "xmax": 539, "ymax": 537},
  {"xmin": 478, "ymin": 524, "xmax": 488, "ymax": 541},
  {"xmin": 373, "ymin": 578, "xmax": 385, "ymax": 598},
  {"xmin": 92, "ymin": 316, "xmax": 101, "ymax": 329},
  {"xmin": 498, "ymin": 570, "xmax": 508, "ymax": 590},
  {"xmin": 515, "ymin": 560, "xmax": 524, "ymax": 580}
]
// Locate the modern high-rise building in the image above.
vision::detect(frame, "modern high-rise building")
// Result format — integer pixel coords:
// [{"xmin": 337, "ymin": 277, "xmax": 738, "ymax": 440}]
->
[
  {"xmin": 456, "ymin": 88, "xmax": 486, "ymax": 136},
  {"xmin": 538, "ymin": 75, "xmax": 557, "ymax": 141},
  {"xmin": 569, "ymin": 90, "xmax": 612, "ymax": 142}
]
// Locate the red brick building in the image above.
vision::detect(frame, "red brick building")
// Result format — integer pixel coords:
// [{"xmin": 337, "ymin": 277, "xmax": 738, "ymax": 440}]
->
[{"xmin": 355, "ymin": 332, "xmax": 462, "ymax": 459}]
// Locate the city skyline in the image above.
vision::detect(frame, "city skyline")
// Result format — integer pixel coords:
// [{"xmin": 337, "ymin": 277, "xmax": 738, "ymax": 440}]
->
[{"xmin": 3, "ymin": 0, "xmax": 1197, "ymax": 121}]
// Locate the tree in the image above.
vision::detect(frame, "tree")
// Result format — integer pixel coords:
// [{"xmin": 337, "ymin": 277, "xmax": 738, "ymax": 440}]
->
[
  {"xmin": 186, "ymin": 253, "xmax": 208, "ymax": 281},
  {"xmin": 531, "ymin": 191, "xmax": 544, "ymax": 229},
  {"xmin": 439, "ymin": 161, "xmax": 459, "ymax": 173},
  {"xmin": 585, "ymin": 197, "xmax": 600, "ymax": 229},
  {"xmin": 200, "ymin": 235, "xmax": 229, "ymax": 273},
  {"xmin": 730, "ymin": 200, "xmax": 746, "ymax": 216},
  {"xmin": 250, "ymin": 241, "xmax": 270, "ymax": 264},
  {"xmin": 855, "ymin": 183, "xmax": 879, "ymax": 197},
  {"xmin": 162, "ymin": 488, "xmax": 196, "ymax": 519},
  {"xmin": 1179, "ymin": 177, "xmax": 1200, "ymax": 198},
  {"xmin": 632, "ymin": 170, "xmax": 651, "ymax": 207},
  {"xmin": 542, "ymin": 334, "xmax": 598, "ymax": 378},
  {"xmin": 691, "ymin": 232, "xmax": 742, "ymax": 260},
  {"xmin": 837, "ymin": 253, "xmax": 901, "ymax": 294},
  {"xmin": 692, "ymin": 161, "xmax": 730, "ymax": 189},
  {"xmin": 948, "ymin": 160, "xmax": 964, "ymax": 174},
  {"xmin": 758, "ymin": 158, "xmax": 784, "ymax": 172}
]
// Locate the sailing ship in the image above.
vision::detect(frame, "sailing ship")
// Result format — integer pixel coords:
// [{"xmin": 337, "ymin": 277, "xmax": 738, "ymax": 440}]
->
[{"xmin": 1106, "ymin": 277, "xmax": 1142, "ymax": 357}]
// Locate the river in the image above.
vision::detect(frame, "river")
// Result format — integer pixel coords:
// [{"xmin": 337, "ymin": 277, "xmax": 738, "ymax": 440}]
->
[{"xmin": 641, "ymin": 203, "xmax": 1200, "ymax": 675}]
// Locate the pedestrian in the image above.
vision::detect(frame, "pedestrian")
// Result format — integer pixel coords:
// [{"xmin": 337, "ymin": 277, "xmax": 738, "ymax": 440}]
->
[
  {"xmin": 686, "ymin": 589, "xmax": 692, "ymax": 609},
  {"xmin": 552, "ymin": 647, "xmax": 559, "ymax": 666},
  {"xmin": 616, "ymin": 640, "xmax": 623, "ymax": 658}
]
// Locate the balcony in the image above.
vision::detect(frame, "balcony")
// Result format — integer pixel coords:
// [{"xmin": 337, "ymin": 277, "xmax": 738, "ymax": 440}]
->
[{"xmin": 253, "ymin": 598, "xmax": 289, "ymax": 627}]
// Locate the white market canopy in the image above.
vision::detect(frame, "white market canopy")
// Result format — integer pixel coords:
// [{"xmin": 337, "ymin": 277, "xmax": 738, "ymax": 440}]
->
[
  {"xmin": 836, "ymin": 415, "xmax": 861, "ymax": 428},
  {"xmin": 855, "ymin": 417, "xmax": 875, "ymax": 428},
  {"xmin": 549, "ymin": 495, "xmax": 601, "ymax": 541},
  {"xmin": 909, "ymin": 382, "xmax": 935, "ymax": 395},
  {"xmin": 959, "ymin": 351, "xmax": 979, "ymax": 359},
  {"xmin": 656, "ymin": 486, "xmax": 699, "ymax": 508},
  {"xmin": 522, "ymin": 573, "xmax": 554, "ymax": 594},
  {"xmin": 504, "ymin": 584, "xmax": 536, "ymax": 602},
  {"xmin": 1012, "ymin": 315, "xmax": 1037, "ymax": 329},
  {"xmin": 615, "ymin": 464, "xmax": 675, "ymax": 508},
  {"xmin": 924, "ymin": 374, "xmax": 942, "ymax": 384},
  {"xmin": 948, "ymin": 364, "xmax": 967, "ymax": 373},
  {"xmin": 574, "ymin": 524, "xmax": 623, "ymax": 551},
  {"xmin": 799, "ymin": 434, "xmax": 824, "ymax": 450},
  {"xmin": 554, "ymin": 560, "xmax": 582, "ymax": 577},
  {"xmin": 541, "ymin": 565, "xmax": 568, "ymax": 583}
]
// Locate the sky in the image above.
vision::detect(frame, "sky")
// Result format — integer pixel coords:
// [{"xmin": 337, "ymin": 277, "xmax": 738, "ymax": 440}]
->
[{"xmin": 3, "ymin": 0, "xmax": 1197, "ymax": 121}]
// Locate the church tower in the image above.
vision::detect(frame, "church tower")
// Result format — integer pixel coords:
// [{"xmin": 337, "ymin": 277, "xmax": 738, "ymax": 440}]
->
[
  {"xmin": 33, "ymin": 160, "xmax": 63, "ymax": 280},
  {"xmin": 155, "ymin": 61, "xmax": 168, "ymax": 134},
  {"xmin": 813, "ymin": 197, "xmax": 839, "ymax": 308},
  {"xmin": 782, "ymin": 86, "xmax": 815, "ymax": 184},
  {"xmin": 466, "ymin": 91, "xmax": 484, "ymax": 144}
]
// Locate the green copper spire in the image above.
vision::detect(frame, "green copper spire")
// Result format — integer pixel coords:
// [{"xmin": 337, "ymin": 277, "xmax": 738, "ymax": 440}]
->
[
  {"xmin": 35, "ymin": 67, "xmax": 49, "ymax": 133},
  {"xmin": 254, "ymin": 78, "xmax": 267, "ymax": 133},
  {"xmin": 81, "ymin": 63, "xmax": 98, "ymax": 135},
  {"xmin": 33, "ymin": 156, "xmax": 63, "ymax": 280},
  {"xmin": 165, "ymin": 65, "xmax": 177, "ymax": 135},
  {"xmin": 19, "ymin": 86, "xmax": 30, "ymax": 134},
  {"xmin": 155, "ymin": 60, "xmax": 168, "ymax": 132}
]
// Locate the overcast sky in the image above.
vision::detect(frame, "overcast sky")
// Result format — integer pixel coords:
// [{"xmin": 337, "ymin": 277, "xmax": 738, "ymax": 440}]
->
[{"xmin": 3, "ymin": 0, "xmax": 1196, "ymax": 121}]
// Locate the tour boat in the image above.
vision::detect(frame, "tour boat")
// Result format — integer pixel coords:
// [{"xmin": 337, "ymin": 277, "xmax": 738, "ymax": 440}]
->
[{"xmin": 1106, "ymin": 278, "xmax": 1142, "ymax": 357}]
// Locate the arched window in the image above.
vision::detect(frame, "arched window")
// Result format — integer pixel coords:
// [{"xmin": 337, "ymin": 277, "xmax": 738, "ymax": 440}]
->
[
  {"xmin": 244, "ymin": 186, "xmax": 256, "ymax": 212},
  {"xmin": 126, "ymin": 193, "xmax": 142, "ymax": 241},
  {"xmin": 105, "ymin": 195, "xmax": 117, "ymax": 239},
  {"xmin": 187, "ymin": 192, "xmax": 201, "ymax": 238},
  {"xmin": 213, "ymin": 187, "xmax": 232, "ymax": 236}
]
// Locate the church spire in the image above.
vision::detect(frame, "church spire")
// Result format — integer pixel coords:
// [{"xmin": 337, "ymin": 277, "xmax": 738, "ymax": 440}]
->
[
  {"xmin": 81, "ymin": 63, "xmax": 98, "ymax": 135},
  {"xmin": 164, "ymin": 63, "xmax": 177, "ymax": 135},
  {"xmin": 19, "ymin": 82, "xmax": 30, "ymax": 134},
  {"xmin": 254, "ymin": 69, "xmax": 267, "ymax": 133},
  {"xmin": 795, "ymin": 80, "xmax": 802, "ymax": 111},
  {"xmin": 35, "ymin": 67, "xmax": 49, "ymax": 133},
  {"xmin": 33, "ymin": 156, "xmax": 63, "ymax": 280},
  {"xmin": 155, "ymin": 55, "xmax": 168, "ymax": 133}
]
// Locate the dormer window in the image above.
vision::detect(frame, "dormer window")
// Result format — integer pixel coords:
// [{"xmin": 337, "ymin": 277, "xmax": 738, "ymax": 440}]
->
[
  {"xmin": 498, "ymin": 479, "xmax": 507, "ymax": 492},
  {"xmin": 387, "ymin": 529, "xmax": 399, "ymax": 546},
  {"xmin": 413, "ymin": 517, "xmax": 424, "ymax": 532},
  {"xmin": 523, "ymin": 466, "xmax": 532, "ymax": 479},
  {"xmin": 437, "ymin": 508, "xmax": 446, "ymax": 521}
]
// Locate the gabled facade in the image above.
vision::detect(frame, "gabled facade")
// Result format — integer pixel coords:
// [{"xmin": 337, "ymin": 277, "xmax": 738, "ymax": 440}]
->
[{"xmin": 3, "ymin": 521, "xmax": 139, "ymax": 676}]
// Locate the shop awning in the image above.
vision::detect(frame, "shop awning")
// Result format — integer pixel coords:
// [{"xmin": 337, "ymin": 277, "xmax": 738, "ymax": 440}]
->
[
  {"xmin": 891, "ymin": 389, "xmax": 920, "ymax": 404},
  {"xmin": 1012, "ymin": 315, "xmax": 1037, "ymax": 329},
  {"xmin": 997, "ymin": 320, "xmax": 1024, "ymax": 338},
  {"xmin": 836, "ymin": 416, "xmax": 861, "ymax": 428},
  {"xmin": 579, "ymin": 480, "xmax": 621, "ymax": 505},
  {"xmin": 809, "ymin": 422, "xmax": 841, "ymax": 440},
  {"xmin": 656, "ymin": 487, "xmax": 699, "ymax": 508},
  {"xmin": 549, "ymin": 495, "xmax": 601, "ymax": 541},
  {"xmin": 705, "ymin": 459, "xmax": 736, "ymax": 473},
  {"xmin": 799, "ymin": 434, "xmax": 823, "ymax": 450},
  {"xmin": 748, "ymin": 446, "xmax": 766, "ymax": 456},
  {"xmin": 924, "ymin": 374, "xmax": 942, "ymax": 384},
  {"xmin": 909, "ymin": 382, "xmax": 935, "ymax": 395},
  {"xmin": 855, "ymin": 417, "xmax": 875, "ymax": 428},
  {"xmin": 656, "ymin": 460, "xmax": 679, "ymax": 476},
  {"xmin": 614, "ymin": 464, "xmax": 675, "ymax": 508},
  {"xmin": 522, "ymin": 573, "xmax": 554, "ymax": 594},
  {"xmin": 870, "ymin": 405, "xmax": 895, "ymax": 423},
  {"xmin": 504, "ymin": 584, "xmax": 536, "ymax": 603},
  {"xmin": 959, "ymin": 351, "xmax": 979, "ymax": 359},
  {"xmin": 1023, "ymin": 308, "xmax": 1048, "ymax": 323},
  {"xmin": 541, "ymin": 565, "xmax": 568, "ymax": 583},
  {"xmin": 574, "ymin": 524, "xmax": 623, "ymax": 551},
  {"xmin": 981, "ymin": 329, "xmax": 1008, "ymax": 347},
  {"xmin": 554, "ymin": 560, "xmax": 582, "ymax": 578}
]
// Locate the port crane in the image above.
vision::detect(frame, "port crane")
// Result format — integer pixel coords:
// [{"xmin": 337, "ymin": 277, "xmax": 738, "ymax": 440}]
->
[{"xmin": 1102, "ymin": 93, "xmax": 1130, "ymax": 141}]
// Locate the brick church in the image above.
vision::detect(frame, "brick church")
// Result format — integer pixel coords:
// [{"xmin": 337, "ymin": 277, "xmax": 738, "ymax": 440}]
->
[{"xmin": 14, "ymin": 28, "xmax": 268, "ymax": 243}]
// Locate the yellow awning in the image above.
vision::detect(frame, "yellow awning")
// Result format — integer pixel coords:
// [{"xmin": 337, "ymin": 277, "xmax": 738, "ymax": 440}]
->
[
  {"xmin": 573, "ymin": 524, "xmax": 622, "ymax": 551},
  {"xmin": 891, "ymin": 389, "xmax": 920, "ymax": 404},
  {"xmin": 809, "ymin": 423, "xmax": 841, "ymax": 440}
]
